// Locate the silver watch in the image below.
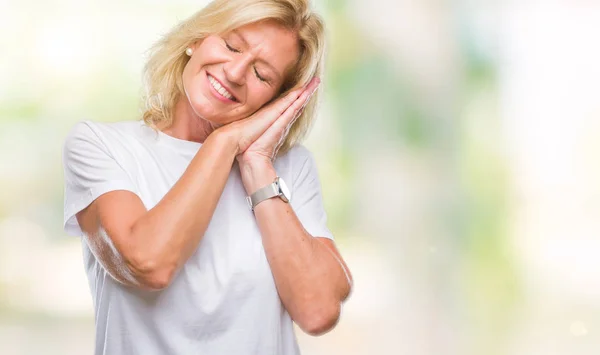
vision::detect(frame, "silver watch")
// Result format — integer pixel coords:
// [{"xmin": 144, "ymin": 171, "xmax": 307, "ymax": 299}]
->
[{"xmin": 246, "ymin": 176, "xmax": 291, "ymax": 211}]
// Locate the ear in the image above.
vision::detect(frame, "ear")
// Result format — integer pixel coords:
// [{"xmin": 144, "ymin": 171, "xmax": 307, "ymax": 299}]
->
[{"xmin": 190, "ymin": 40, "xmax": 202, "ymax": 51}]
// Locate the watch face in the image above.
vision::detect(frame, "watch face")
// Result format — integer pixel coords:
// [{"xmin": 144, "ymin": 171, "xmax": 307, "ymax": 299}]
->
[{"xmin": 278, "ymin": 177, "xmax": 291, "ymax": 202}]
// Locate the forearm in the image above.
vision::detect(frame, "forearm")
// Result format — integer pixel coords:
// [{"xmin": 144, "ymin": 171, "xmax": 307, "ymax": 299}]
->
[
  {"xmin": 257, "ymin": 203, "xmax": 350, "ymax": 333},
  {"xmin": 128, "ymin": 131, "xmax": 238, "ymax": 282},
  {"xmin": 240, "ymin": 160, "xmax": 351, "ymax": 334}
]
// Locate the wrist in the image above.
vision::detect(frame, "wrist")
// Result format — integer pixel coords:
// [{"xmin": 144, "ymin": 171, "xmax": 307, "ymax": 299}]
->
[
  {"xmin": 239, "ymin": 158, "xmax": 277, "ymax": 195},
  {"xmin": 210, "ymin": 127, "xmax": 240, "ymax": 157}
]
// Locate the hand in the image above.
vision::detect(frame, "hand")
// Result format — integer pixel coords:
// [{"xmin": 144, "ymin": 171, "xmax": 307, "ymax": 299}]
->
[
  {"xmin": 240, "ymin": 77, "xmax": 320, "ymax": 164},
  {"xmin": 215, "ymin": 77, "xmax": 321, "ymax": 160}
]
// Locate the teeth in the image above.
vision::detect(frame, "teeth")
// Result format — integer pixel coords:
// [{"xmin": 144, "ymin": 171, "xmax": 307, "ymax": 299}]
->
[{"xmin": 208, "ymin": 75, "xmax": 235, "ymax": 101}]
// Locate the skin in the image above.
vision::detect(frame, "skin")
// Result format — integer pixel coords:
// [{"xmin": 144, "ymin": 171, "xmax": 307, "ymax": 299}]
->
[
  {"xmin": 159, "ymin": 20, "xmax": 299, "ymax": 144},
  {"xmin": 76, "ymin": 20, "xmax": 353, "ymax": 336}
]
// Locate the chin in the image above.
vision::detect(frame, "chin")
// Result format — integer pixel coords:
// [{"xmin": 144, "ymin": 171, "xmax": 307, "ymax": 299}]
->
[
  {"xmin": 189, "ymin": 98, "xmax": 238, "ymax": 128},
  {"xmin": 183, "ymin": 87, "xmax": 213, "ymax": 119},
  {"xmin": 183, "ymin": 81, "xmax": 251, "ymax": 126}
]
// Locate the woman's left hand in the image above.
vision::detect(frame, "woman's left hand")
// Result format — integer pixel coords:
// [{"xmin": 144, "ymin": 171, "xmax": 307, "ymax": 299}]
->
[{"xmin": 236, "ymin": 77, "xmax": 320, "ymax": 167}]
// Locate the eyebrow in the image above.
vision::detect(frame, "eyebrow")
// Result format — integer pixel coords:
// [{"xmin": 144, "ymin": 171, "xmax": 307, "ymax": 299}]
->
[{"xmin": 231, "ymin": 29, "xmax": 282, "ymax": 81}]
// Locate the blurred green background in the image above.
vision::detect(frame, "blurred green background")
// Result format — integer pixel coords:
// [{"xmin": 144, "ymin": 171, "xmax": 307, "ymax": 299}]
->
[{"xmin": 1, "ymin": 0, "xmax": 600, "ymax": 354}]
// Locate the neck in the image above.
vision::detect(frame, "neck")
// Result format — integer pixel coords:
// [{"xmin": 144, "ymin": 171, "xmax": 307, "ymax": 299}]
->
[{"xmin": 158, "ymin": 97, "xmax": 218, "ymax": 144}]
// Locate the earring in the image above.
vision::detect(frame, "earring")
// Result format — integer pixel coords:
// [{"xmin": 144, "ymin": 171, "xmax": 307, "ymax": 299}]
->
[{"xmin": 185, "ymin": 47, "xmax": 193, "ymax": 56}]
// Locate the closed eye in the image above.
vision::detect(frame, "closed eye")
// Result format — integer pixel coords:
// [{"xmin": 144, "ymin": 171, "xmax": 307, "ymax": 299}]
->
[
  {"xmin": 225, "ymin": 39, "xmax": 269, "ymax": 84},
  {"xmin": 225, "ymin": 41, "xmax": 241, "ymax": 53},
  {"xmin": 254, "ymin": 67, "xmax": 268, "ymax": 82}
]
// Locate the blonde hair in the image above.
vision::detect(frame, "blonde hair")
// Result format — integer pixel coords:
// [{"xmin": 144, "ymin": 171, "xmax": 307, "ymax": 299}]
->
[{"xmin": 142, "ymin": 0, "xmax": 326, "ymax": 155}]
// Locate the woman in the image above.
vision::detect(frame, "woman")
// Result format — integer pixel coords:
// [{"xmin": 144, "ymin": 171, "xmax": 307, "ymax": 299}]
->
[{"xmin": 62, "ymin": 0, "xmax": 352, "ymax": 354}]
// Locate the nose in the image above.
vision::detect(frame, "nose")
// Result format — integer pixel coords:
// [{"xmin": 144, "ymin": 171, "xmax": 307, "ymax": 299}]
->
[{"xmin": 223, "ymin": 54, "xmax": 251, "ymax": 86}]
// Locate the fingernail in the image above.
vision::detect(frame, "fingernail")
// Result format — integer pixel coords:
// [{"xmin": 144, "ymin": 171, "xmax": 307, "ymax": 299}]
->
[
  {"xmin": 304, "ymin": 77, "xmax": 320, "ymax": 89},
  {"xmin": 311, "ymin": 80, "xmax": 321, "ymax": 94},
  {"xmin": 312, "ymin": 77, "xmax": 321, "ymax": 89}
]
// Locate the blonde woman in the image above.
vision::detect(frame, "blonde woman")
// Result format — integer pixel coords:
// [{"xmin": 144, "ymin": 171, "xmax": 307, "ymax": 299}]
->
[{"xmin": 62, "ymin": 0, "xmax": 352, "ymax": 353}]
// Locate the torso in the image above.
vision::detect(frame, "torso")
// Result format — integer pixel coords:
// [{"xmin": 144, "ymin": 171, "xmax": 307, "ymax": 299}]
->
[{"xmin": 79, "ymin": 120, "xmax": 301, "ymax": 355}]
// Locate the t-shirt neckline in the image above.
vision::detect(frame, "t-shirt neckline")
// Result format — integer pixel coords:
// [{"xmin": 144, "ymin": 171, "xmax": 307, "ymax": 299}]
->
[{"xmin": 139, "ymin": 121, "xmax": 202, "ymax": 154}]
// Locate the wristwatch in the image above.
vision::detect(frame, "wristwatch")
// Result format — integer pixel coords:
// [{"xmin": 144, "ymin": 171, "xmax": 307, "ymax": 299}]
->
[{"xmin": 246, "ymin": 176, "xmax": 291, "ymax": 211}]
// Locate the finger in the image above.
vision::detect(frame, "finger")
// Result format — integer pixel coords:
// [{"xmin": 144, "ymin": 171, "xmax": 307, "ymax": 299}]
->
[
  {"xmin": 269, "ymin": 108, "xmax": 299, "ymax": 161},
  {"xmin": 269, "ymin": 77, "xmax": 320, "ymax": 116},
  {"xmin": 247, "ymin": 77, "xmax": 319, "ymax": 131},
  {"xmin": 239, "ymin": 85, "xmax": 307, "ymax": 141},
  {"xmin": 269, "ymin": 77, "xmax": 320, "ymax": 134},
  {"xmin": 241, "ymin": 77, "xmax": 320, "ymax": 153},
  {"xmin": 271, "ymin": 139, "xmax": 284, "ymax": 161},
  {"xmin": 268, "ymin": 110, "xmax": 294, "ymax": 161},
  {"xmin": 301, "ymin": 77, "xmax": 320, "ymax": 100},
  {"xmin": 270, "ymin": 115, "xmax": 296, "ymax": 161},
  {"xmin": 262, "ymin": 87, "xmax": 304, "ymax": 121}
]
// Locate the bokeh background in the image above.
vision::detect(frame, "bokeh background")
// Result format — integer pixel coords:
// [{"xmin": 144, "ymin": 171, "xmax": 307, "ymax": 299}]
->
[{"xmin": 1, "ymin": 0, "xmax": 600, "ymax": 354}]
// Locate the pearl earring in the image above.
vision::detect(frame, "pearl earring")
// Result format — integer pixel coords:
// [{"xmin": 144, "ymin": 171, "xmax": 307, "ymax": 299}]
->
[{"xmin": 185, "ymin": 47, "xmax": 193, "ymax": 56}]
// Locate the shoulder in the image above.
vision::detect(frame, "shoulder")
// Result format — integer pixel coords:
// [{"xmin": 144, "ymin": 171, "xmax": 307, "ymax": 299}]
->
[
  {"xmin": 64, "ymin": 120, "xmax": 143, "ymax": 151},
  {"xmin": 279, "ymin": 144, "xmax": 316, "ymax": 167},
  {"xmin": 275, "ymin": 144, "xmax": 315, "ymax": 175},
  {"xmin": 62, "ymin": 120, "xmax": 146, "ymax": 170},
  {"xmin": 63, "ymin": 121, "xmax": 103, "ymax": 156},
  {"xmin": 276, "ymin": 144, "xmax": 323, "ymax": 188},
  {"xmin": 65, "ymin": 120, "xmax": 141, "ymax": 141},
  {"xmin": 64, "ymin": 120, "xmax": 97, "ymax": 142}
]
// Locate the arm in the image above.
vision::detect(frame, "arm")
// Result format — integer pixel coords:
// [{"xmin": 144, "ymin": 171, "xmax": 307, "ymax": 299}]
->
[
  {"xmin": 231, "ymin": 77, "xmax": 351, "ymax": 335},
  {"xmin": 69, "ymin": 85, "xmax": 313, "ymax": 291},
  {"xmin": 75, "ymin": 131, "xmax": 238, "ymax": 290},
  {"xmin": 238, "ymin": 158, "xmax": 353, "ymax": 336}
]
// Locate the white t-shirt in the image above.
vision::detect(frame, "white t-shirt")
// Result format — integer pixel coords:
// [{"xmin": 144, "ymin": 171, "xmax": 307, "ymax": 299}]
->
[{"xmin": 62, "ymin": 120, "xmax": 334, "ymax": 355}]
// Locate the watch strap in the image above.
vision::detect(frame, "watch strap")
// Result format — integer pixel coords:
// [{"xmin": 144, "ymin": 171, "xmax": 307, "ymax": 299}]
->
[{"xmin": 246, "ymin": 177, "xmax": 281, "ymax": 211}]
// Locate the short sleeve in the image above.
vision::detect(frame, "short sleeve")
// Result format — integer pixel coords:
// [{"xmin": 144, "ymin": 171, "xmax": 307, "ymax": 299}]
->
[
  {"xmin": 62, "ymin": 121, "xmax": 138, "ymax": 236},
  {"xmin": 289, "ymin": 146, "xmax": 334, "ymax": 240}
]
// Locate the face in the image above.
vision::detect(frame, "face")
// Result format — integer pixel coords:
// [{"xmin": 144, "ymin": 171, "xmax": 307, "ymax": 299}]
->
[{"xmin": 181, "ymin": 20, "xmax": 300, "ymax": 125}]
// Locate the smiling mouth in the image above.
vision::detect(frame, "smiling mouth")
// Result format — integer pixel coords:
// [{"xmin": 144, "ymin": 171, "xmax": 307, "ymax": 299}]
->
[{"xmin": 207, "ymin": 74, "xmax": 238, "ymax": 102}]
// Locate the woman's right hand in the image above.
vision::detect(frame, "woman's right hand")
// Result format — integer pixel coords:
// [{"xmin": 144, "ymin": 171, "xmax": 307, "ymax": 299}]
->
[{"xmin": 214, "ymin": 79, "xmax": 318, "ymax": 156}]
